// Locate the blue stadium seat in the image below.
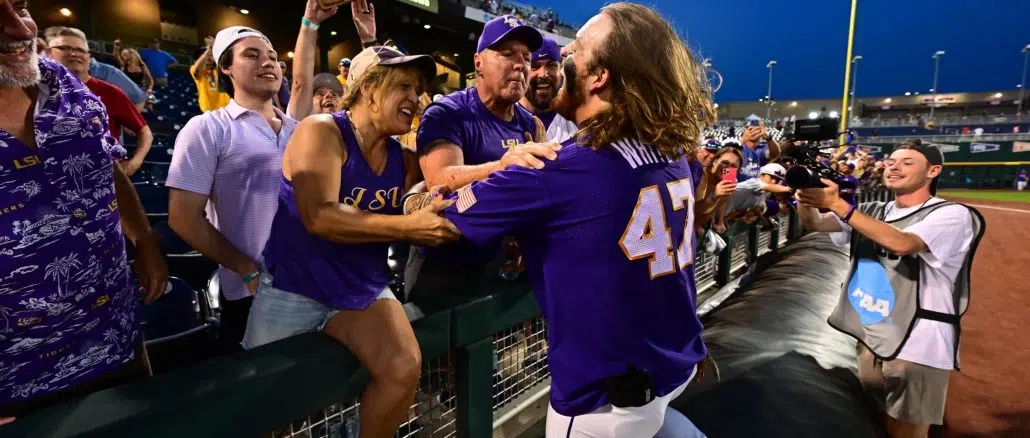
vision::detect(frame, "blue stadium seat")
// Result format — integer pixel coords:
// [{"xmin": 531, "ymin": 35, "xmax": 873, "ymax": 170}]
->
[
  {"xmin": 135, "ymin": 183, "xmax": 169, "ymax": 219},
  {"xmin": 141, "ymin": 277, "xmax": 210, "ymax": 346}
]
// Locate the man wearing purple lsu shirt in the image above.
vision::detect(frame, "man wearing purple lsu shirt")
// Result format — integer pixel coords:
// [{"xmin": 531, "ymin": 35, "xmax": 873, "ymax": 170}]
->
[
  {"xmin": 0, "ymin": 3, "xmax": 167, "ymax": 421},
  {"xmin": 405, "ymin": 15, "xmax": 560, "ymax": 300},
  {"xmin": 407, "ymin": 3, "xmax": 714, "ymax": 435}
]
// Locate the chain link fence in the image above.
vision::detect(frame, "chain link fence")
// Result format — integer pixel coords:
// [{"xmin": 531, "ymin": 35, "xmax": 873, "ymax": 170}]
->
[
  {"xmin": 492, "ymin": 318, "xmax": 550, "ymax": 414},
  {"xmin": 276, "ymin": 354, "xmax": 457, "ymax": 438}
]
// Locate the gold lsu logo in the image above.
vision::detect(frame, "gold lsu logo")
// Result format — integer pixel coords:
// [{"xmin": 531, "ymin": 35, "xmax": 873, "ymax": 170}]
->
[
  {"xmin": 503, "ymin": 16, "xmax": 522, "ymax": 28},
  {"xmin": 13, "ymin": 155, "xmax": 41, "ymax": 169},
  {"xmin": 501, "ymin": 139, "xmax": 521, "ymax": 150}
]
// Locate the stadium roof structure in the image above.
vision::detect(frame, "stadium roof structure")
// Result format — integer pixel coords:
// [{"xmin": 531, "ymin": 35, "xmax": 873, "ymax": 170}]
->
[{"xmin": 716, "ymin": 89, "xmax": 1025, "ymax": 120}]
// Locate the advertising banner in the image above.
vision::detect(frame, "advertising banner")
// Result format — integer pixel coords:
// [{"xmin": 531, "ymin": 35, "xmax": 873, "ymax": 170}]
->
[{"xmin": 969, "ymin": 143, "xmax": 1001, "ymax": 154}]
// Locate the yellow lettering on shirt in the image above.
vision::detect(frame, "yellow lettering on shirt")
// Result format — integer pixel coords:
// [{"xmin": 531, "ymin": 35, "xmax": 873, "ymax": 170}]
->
[
  {"xmin": 388, "ymin": 187, "xmax": 401, "ymax": 208},
  {"xmin": 17, "ymin": 317, "xmax": 41, "ymax": 327},
  {"xmin": 367, "ymin": 187, "xmax": 402, "ymax": 211},
  {"xmin": 13, "ymin": 155, "xmax": 40, "ymax": 169},
  {"xmin": 108, "ymin": 200, "xmax": 119, "ymax": 211},
  {"xmin": 343, "ymin": 187, "xmax": 367, "ymax": 206},
  {"xmin": 93, "ymin": 294, "xmax": 109, "ymax": 308},
  {"xmin": 501, "ymin": 139, "xmax": 520, "ymax": 150}
]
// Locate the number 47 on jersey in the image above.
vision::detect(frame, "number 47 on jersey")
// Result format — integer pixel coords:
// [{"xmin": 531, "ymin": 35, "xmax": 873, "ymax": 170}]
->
[{"xmin": 619, "ymin": 178, "xmax": 695, "ymax": 279}]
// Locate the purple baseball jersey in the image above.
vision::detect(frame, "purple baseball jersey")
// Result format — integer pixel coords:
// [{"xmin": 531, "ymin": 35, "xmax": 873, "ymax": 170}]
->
[
  {"xmin": 416, "ymin": 87, "xmax": 538, "ymax": 266},
  {"xmin": 0, "ymin": 59, "xmax": 139, "ymax": 406},
  {"xmin": 443, "ymin": 138, "xmax": 707, "ymax": 416},
  {"xmin": 1017, "ymin": 169, "xmax": 1028, "ymax": 182},
  {"xmin": 262, "ymin": 112, "xmax": 406, "ymax": 310}
]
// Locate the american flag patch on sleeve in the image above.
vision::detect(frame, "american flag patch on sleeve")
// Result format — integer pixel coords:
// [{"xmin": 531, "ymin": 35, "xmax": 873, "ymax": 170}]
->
[{"xmin": 456, "ymin": 184, "xmax": 478, "ymax": 213}]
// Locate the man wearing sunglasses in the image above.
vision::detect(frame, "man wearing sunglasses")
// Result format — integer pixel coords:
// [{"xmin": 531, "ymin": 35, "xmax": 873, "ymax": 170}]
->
[
  {"xmin": 796, "ymin": 140, "xmax": 985, "ymax": 438},
  {"xmin": 47, "ymin": 27, "xmax": 154, "ymax": 177}
]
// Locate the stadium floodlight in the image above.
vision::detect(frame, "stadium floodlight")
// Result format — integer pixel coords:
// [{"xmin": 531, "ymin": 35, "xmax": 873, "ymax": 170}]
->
[
  {"xmin": 240, "ymin": 9, "xmax": 249, "ymax": 15},
  {"xmin": 1020, "ymin": 45, "xmax": 1030, "ymax": 113},
  {"xmin": 59, "ymin": 8, "xmax": 72, "ymax": 16},
  {"xmin": 884, "ymin": 98, "xmax": 892, "ymax": 103},
  {"xmin": 790, "ymin": 101, "xmax": 798, "ymax": 107},
  {"xmin": 454, "ymin": 53, "xmax": 460, "ymax": 57},
  {"xmin": 713, "ymin": 103, "xmax": 719, "ymax": 108},
  {"xmin": 905, "ymin": 92, "xmax": 911, "ymax": 96},
  {"xmin": 994, "ymin": 92, "xmax": 1004, "ymax": 99},
  {"xmin": 930, "ymin": 50, "xmax": 945, "ymax": 120},
  {"xmin": 850, "ymin": 55, "xmax": 863, "ymax": 101},
  {"xmin": 766, "ymin": 60, "xmax": 777, "ymax": 119},
  {"xmin": 330, "ymin": 31, "xmax": 337, "ymax": 36},
  {"xmin": 424, "ymin": 24, "xmax": 431, "ymax": 29},
  {"xmin": 287, "ymin": 51, "xmax": 295, "ymax": 59},
  {"xmin": 829, "ymin": 111, "xmax": 839, "ymax": 118}
]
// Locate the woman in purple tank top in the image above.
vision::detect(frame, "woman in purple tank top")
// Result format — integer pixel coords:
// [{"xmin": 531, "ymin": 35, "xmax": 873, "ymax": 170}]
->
[{"xmin": 242, "ymin": 44, "xmax": 458, "ymax": 436}]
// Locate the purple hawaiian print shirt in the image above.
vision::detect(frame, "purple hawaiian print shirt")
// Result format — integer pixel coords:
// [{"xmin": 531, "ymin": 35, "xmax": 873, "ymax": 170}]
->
[{"xmin": 0, "ymin": 58, "xmax": 138, "ymax": 406}]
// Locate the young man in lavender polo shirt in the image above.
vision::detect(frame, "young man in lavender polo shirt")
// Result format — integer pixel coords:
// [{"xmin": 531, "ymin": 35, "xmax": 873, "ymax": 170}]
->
[
  {"xmin": 167, "ymin": 26, "xmax": 295, "ymax": 352},
  {"xmin": 0, "ymin": 3, "xmax": 167, "ymax": 421},
  {"xmin": 405, "ymin": 15, "xmax": 561, "ymax": 300},
  {"xmin": 406, "ymin": 4, "xmax": 713, "ymax": 436}
]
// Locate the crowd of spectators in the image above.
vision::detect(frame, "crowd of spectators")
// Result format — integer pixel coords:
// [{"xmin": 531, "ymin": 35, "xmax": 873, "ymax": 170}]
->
[{"xmin": 479, "ymin": 0, "xmax": 562, "ymax": 33}]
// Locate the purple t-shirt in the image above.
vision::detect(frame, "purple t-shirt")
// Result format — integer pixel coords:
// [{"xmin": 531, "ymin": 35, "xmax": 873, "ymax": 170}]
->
[
  {"xmin": 738, "ymin": 143, "xmax": 768, "ymax": 181},
  {"xmin": 416, "ymin": 87, "xmax": 537, "ymax": 165},
  {"xmin": 262, "ymin": 112, "xmax": 405, "ymax": 310},
  {"xmin": 416, "ymin": 87, "xmax": 537, "ymax": 266},
  {"xmin": 443, "ymin": 138, "xmax": 707, "ymax": 416},
  {"xmin": 1017, "ymin": 170, "xmax": 1028, "ymax": 182},
  {"xmin": 0, "ymin": 58, "xmax": 138, "ymax": 406}
]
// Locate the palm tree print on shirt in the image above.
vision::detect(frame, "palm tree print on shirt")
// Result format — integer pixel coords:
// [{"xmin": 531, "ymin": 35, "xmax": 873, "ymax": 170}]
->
[
  {"xmin": 44, "ymin": 253, "xmax": 82, "ymax": 299},
  {"xmin": 61, "ymin": 153, "xmax": 94, "ymax": 193}
]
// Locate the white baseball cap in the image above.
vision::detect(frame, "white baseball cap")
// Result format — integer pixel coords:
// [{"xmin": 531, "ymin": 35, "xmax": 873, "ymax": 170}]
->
[
  {"xmin": 760, "ymin": 163, "xmax": 787, "ymax": 180},
  {"xmin": 347, "ymin": 45, "xmax": 437, "ymax": 87},
  {"xmin": 212, "ymin": 26, "xmax": 271, "ymax": 64}
]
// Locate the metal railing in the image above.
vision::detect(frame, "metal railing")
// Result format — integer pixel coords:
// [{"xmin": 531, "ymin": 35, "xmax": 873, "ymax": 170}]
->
[
  {"xmin": 860, "ymin": 133, "xmax": 1030, "ymax": 142},
  {"xmin": 5, "ymin": 210, "xmax": 817, "ymax": 438}
]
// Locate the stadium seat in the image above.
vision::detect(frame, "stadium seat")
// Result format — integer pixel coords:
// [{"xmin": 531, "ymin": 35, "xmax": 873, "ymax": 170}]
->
[{"xmin": 141, "ymin": 277, "xmax": 210, "ymax": 346}]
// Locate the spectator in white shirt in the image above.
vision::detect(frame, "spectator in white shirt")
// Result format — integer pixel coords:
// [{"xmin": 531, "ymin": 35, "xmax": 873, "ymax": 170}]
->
[{"xmin": 724, "ymin": 163, "xmax": 793, "ymax": 226}]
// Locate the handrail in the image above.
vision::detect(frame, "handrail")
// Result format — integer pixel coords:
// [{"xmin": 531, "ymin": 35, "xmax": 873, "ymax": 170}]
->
[{"xmin": 0, "ymin": 210, "xmax": 815, "ymax": 437}]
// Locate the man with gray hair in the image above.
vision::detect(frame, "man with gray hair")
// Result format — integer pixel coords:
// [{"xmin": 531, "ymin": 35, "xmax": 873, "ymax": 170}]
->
[{"xmin": 47, "ymin": 26, "xmax": 153, "ymax": 176}]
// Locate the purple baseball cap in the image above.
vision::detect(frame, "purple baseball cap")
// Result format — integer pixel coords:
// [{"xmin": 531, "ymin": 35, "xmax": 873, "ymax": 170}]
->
[
  {"xmin": 476, "ymin": 15, "xmax": 543, "ymax": 54},
  {"xmin": 532, "ymin": 38, "xmax": 561, "ymax": 63}
]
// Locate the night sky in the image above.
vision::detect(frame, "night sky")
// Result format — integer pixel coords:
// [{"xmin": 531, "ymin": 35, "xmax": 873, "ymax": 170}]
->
[{"xmin": 543, "ymin": 0, "xmax": 1030, "ymax": 102}]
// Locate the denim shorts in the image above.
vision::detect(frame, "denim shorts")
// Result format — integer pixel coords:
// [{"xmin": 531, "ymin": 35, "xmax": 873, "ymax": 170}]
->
[{"xmin": 241, "ymin": 273, "xmax": 397, "ymax": 350}]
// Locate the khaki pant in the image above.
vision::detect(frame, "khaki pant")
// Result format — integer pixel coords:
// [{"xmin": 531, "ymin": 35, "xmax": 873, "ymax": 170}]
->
[{"xmin": 857, "ymin": 345, "xmax": 950, "ymax": 425}]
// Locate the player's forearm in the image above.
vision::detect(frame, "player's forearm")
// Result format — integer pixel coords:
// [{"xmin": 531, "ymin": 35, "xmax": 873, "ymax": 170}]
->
[
  {"xmin": 766, "ymin": 137, "xmax": 781, "ymax": 161},
  {"xmin": 427, "ymin": 162, "xmax": 502, "ymax": 191},
  {"xmin": 829, "ymin": 199, "xmax": 925, "ymax": 256},
  {"xmin": 169, "ymin": 209, "xmax": 256, "ymax": 276},
  {"xmin": 302, "ymin": 202, "xmax": 413, "ymax": 244},
  {"xmin": 288, "ymin": 23, "xmax": 318, "ymax": 120}
]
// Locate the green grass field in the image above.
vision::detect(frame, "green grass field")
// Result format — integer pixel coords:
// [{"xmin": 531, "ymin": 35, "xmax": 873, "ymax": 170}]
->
[{"xmin": 939, "ymin": 190, "xmax": 1030, "ymax": 204}]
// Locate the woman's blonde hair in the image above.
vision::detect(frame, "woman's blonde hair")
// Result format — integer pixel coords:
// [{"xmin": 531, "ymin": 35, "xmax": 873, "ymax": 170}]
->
[
  {"xmin": 576, "ymin": 2, "xmax": 717, "ymax": 161},
  {"xmin": 339, "ymin": 64, "xmax": 426, "ymax": 111},
  {"xmin": 121, "ymin": 48, "xmax": 145, "ymax": 69}
]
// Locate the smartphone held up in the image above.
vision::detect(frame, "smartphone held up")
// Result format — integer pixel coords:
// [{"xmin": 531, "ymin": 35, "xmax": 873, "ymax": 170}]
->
[{"xmin": 721, "ymin": 167, "xmax": 738, "ymax": 182}]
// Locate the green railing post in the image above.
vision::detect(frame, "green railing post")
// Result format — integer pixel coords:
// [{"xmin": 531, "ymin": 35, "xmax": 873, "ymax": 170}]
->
[
  {"xmin": 717, "ymin": 230, "xmax": 733, "ymax": 285},
  {"xmin": 456, "ymin": 338, "xmax": 495, "ymax": 438},
  {"xmin": 788, "ymin": 209, "xmax": 802, "ymax": 240},
  {"xmin": 748, "ymin": 224, "xmax": 760, "ymax": 260}
]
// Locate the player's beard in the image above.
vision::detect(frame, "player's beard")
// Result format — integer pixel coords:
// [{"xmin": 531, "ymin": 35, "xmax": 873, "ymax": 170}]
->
[{"xmin": 552, "ymin": 57, "xmax": 585, "ymax": 123}]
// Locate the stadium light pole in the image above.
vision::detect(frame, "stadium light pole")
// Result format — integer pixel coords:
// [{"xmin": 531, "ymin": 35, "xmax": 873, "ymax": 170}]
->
[
  {"xmin": 766, "ymin": 60, "xmax": 777, "ymax": 121},
  {"xmin": 838, "ymin": 0, "xmax": 858, "ymax": 145},
  {"xmin": 850, "ymin": 55, "xmax": 862, "ymax": 102},
  {"xmin": 1019, "ymin": 44, "xmax": 1030, "ymax": 115},
  {"xmin": 929, "ymin": 50, "xmax": 946, "ymax": 121}
]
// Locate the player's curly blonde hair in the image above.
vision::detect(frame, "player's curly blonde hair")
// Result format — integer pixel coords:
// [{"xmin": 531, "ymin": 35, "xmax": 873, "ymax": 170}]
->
[{"xmin": 576, "ymin": 2, "xmax": 716, "ymax": 161}]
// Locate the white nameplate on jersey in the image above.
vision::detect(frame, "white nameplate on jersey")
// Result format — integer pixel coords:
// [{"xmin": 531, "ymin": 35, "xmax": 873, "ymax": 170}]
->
[{"xmin": 610, "ymin": 139, "xmax": 672, "ymax": 169}]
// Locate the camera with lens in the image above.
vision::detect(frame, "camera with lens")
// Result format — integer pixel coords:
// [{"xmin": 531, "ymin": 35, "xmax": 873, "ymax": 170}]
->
[{"xmin": 781, "ymin": 117, "xmax": 857, "ymax": 192}]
